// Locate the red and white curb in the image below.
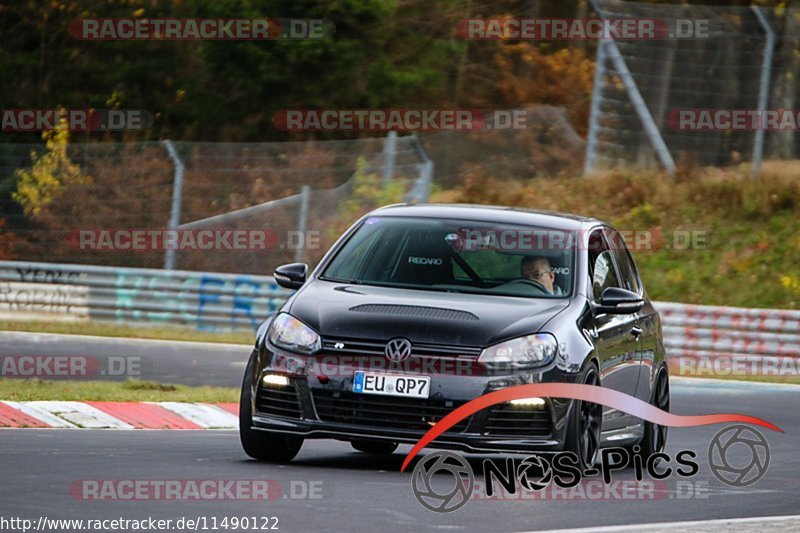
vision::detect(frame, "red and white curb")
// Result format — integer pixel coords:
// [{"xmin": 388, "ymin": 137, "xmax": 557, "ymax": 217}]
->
[{"xmin": 0, "ymin": 401, "xmax": 239, "ymax": 429}]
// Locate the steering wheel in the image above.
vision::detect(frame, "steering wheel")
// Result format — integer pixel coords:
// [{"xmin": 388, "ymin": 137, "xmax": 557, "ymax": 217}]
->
[{"xmin": 506, "ymin": 278, "xmax": 551, "ymax": 293}]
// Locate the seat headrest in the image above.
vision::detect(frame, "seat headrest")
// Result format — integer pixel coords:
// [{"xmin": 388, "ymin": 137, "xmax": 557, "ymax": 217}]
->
[{"xmin": 391, "ymin": 234, "xmax": 454, "ymax": 285}]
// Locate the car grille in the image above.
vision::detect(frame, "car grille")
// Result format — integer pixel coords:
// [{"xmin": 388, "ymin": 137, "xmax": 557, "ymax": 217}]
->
[
  {"xmin": 255, "ymin": 382, "xmax": 302, "ymax": 419},
  {"xmin": 312, "ymin": 390, "xmax": 470, "ymax": 432},
  {"xmin": 321, "ymin": 338, "xmax": 482, "ymax": 359},
  {"xmin": 484, "ymin": 404, "xmax": 552, "ymax": 437}
]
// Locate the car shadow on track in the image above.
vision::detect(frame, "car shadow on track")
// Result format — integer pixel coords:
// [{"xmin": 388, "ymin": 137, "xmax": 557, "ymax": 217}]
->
[{"xmin": 235, "ymin": 446, "xmax": 640, "ymax": 476}]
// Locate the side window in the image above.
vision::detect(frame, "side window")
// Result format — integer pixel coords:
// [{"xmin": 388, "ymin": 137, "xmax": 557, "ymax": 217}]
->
[
  {"xmin": 592, "ymin": 251, "xmax": 621, "ymax": 301},
  {"xmin": 604, "ymin": 228, "xmax": 641, "ymax": 294},
  {"xmin": 587, "ymin": 228, "xmax": 623, "ymax": 301},
  {"xmin": 616, "ymin": 249, "xmax": 641, "ymax": 294},
  {"xmin": 587, "ymin": 229, "xmax": 605, "ymax": 281}
]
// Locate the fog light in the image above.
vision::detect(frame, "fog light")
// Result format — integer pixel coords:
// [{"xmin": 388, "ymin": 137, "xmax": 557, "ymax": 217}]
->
[
  {"xmin": 262, "ymin": 374, "xmax": 289, "ymax": 387},
  {"xmin": 509, "ymin": 397, "xmax": 545, "ymax": 407}
]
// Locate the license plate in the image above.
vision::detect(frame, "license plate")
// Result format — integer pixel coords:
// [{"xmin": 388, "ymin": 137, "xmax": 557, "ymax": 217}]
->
[{"xmin": 353, "ymin": 371, "xmax": 430, "ymax": 399}]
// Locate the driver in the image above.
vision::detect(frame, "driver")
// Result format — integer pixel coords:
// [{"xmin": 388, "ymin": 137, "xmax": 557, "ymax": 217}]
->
[{"xmin": 521, "ymin": 256, "xmax": 563, "ymax": 295}]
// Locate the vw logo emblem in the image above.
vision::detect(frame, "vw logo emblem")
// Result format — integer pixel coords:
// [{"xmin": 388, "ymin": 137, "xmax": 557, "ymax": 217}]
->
[{"xmin": 385, "ymin": 338, "xmax": 412, "ymax": 362}]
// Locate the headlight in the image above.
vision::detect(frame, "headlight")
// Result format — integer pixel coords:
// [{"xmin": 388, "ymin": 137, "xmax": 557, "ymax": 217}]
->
[
  {"xmin": 478, "ymin": 333, "xmax": 557, "ymax": 369},
  {"xmin": 267, "ymin": 313, "xmax": 322, "ymax": 354}
]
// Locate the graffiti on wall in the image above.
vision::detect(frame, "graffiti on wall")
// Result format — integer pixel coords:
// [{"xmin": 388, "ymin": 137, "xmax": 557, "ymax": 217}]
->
[
  {"xmin": 0, "ymin": 262, "xmax": 290, "ymax": 332},
  {"xmin": 112, "ymin": 271, "xmax": 285, "ymax": 331}
]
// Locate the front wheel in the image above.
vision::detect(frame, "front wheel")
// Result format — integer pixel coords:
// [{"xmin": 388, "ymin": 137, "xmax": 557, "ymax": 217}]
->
[
  {"xmin": 239, "ymin": 355, "xmax": 303, "ymax": 462},
  {"xmin": 564, "ymin": 362, "xmax": 602, "ymax": 472},
  {"xmin": 641, "ymin": 369, "xmax": 669, "ymax": 458}
]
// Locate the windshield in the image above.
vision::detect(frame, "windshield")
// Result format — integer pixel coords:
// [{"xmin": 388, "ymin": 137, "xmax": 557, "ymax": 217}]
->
[{"xmin": 321, "ymin": 216, "xmax": 575, "ymax": 299}]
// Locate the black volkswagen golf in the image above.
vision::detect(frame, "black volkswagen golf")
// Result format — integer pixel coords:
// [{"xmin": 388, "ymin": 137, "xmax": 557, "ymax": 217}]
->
[{"xmin": 240, "ymin": 204, "xmax": 669, "ymax": 469}]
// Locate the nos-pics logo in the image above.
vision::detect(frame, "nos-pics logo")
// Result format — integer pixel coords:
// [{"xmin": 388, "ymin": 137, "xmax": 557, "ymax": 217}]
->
[{"xmin": 411, "ymin": 425, "xmax": 771, "ymax": 512}]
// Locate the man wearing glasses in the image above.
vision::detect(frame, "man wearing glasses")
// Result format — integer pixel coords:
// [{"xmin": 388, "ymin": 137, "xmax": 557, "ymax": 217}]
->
[{"xmin": 521, "ymin": 256, "xmax": 563, "ymax": 295}]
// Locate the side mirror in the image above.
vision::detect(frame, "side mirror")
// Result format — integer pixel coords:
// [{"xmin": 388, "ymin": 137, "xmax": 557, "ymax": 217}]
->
[
  {"xmin": 595, "ymin": 287, "xmax": 644, "ymax": 315},
  {"xmin": 274, "ymin": 263, "xmax": 308, "ymax": 290}
]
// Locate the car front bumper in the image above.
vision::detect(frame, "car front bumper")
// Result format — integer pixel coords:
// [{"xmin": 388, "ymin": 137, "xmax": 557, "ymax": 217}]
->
[{"xmin": 246, "ymin": 344, "xmax": 579, "ymax": 454}]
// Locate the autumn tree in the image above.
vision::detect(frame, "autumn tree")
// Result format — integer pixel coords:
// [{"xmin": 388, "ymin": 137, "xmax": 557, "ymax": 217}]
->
[{"xmin": 12, "ymin": 118, "xmax": 90, "ymax": 218}]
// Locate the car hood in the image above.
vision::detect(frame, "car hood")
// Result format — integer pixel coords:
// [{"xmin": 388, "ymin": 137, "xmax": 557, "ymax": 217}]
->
[{"xmin": 286, "ymin": 279, "xmax": 571, "ymax": 347}]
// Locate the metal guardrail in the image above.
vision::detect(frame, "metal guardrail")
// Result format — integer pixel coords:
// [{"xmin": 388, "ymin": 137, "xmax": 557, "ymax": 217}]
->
[
  {"xmin": 655, "ymin": 302, "xmax": 800, "ymax": 366},
  {"xmin": 1, "ymin": 261, "xmax": 798, "ymax": 363},
  {"xmin": 0, "ymin": 261, "xmax": 292, "ymax": 332}
]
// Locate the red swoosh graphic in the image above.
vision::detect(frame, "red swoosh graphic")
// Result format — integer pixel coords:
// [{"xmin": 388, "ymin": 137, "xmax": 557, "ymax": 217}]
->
[{"xmin": 400, "ymin": 383, "xmax": 782, "ymax": 472}]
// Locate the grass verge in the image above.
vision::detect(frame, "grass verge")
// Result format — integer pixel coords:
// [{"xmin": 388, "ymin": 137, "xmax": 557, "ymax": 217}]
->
[{"xmin": 0, "ymin": 378, "xmax": 239, "ymax": 402}]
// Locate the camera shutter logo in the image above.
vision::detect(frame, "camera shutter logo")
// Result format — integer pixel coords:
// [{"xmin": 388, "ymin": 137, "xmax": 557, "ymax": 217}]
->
[
  {"xmin": 516, "ymin": 455, "xmax": 553, "ymax": 492},
  {"xmin": 411, "ymin": 451, "xmax": 474, "ymax": 513},
  {"xmin": 385, "ymin": 338, "xmax": 412, "ymax": 363},
  {"xmin": 708, "ymin": 425, "xmax": 770, "ymax": 487}
]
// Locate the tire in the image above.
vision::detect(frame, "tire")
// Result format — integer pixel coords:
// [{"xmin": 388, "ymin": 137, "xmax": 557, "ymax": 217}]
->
[
  {"xmin": 351, "ymin": 439, "xmax": 398, "ymax": 455},
  {"xmin": 239, "ymin": 356, "xmax": 303, "ymax": 462},
  {"xmin": 564, "ymin": 362, "xmax": 602, "ymax": 472},
  {"xmin": 640, "ymin": 368, "xmax": 669, "ymax": 458}
]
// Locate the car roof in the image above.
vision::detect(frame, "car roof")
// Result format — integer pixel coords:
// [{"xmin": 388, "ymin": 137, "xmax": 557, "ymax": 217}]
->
[{"xmin": 369, "ymin": 203, "xmax": 603, "ymax": 230}]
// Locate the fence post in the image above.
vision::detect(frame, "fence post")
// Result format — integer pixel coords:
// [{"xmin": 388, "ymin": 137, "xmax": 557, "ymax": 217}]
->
[
  {"xmin": 751, "ymin": 6, "xmax": 775, "ymax": 177},
  {"xmin": 421, "ymin": 160, "xmax": 433, "ymax": 202},
  {"xmin": 162, "ymin": 140, "xmax": 184, "ymax": 270},
  {"xmin": 407, "ymin": 134, "xmax": 433, "ymax": 203},
  {"xmin": 584, "ymin": 39, "xmax": 607, "ymax": 175},
  {"xmin": 295, "ymin": 185, "xmax": 310, "ymax": 264},
  {"xmin": 589, "ymin": 0, "xmax": 675, "ymax": 175},
  {"xmin": 605, "ymin": 39, "xmax": 676, "ymax": 175},
  {"xmin": 382, "ymin": 131, "xmax": 397, "ymax": 188}
]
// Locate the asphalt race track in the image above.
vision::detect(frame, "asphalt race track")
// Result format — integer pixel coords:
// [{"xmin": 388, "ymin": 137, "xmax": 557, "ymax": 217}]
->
[
  {"xmin": 1, "ymin": 374, "xmax": 798, "ymax": 532},
  {"xmin": 0, "ymin": 331, "xmax": 249, "ymax": 386}
]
